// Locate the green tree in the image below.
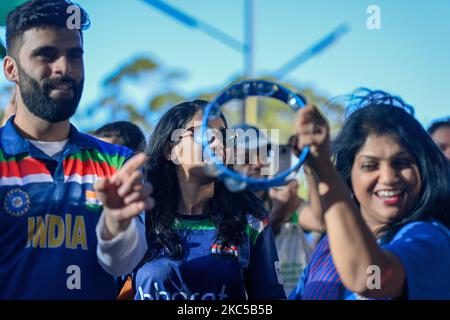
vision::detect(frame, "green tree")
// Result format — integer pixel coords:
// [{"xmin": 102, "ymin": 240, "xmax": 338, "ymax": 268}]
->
[
  {"xmin": 0, "ymin": 0, "xmax": 27, "ymax": 58},
  {"xmin": 195, "ymin": 76, "xmax": 345, "ymax": 141},
  {"xmin": 80, "ymin": 56, "xmax": 187, "ymax": 132},
  {"xmin": 0, "ymin": 0, "xmax": 27, "ymax": 25},
  {"xmin": 78, "ymin": 55, "xmax": 344, "ymax": 143}
]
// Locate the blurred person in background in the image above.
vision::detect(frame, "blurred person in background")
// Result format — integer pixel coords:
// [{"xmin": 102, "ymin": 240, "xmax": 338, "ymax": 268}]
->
[
  {"xmin": 92, "ymin": 121, "xmax": 146, "ymax": 154},
  {"xmin": 231, "ymin": 123, "xmax": 313, "ymax": 296},
  {"xmin": 1, "ymin": 86, "xmax": 17, "ymax": 127},
  {"xmin": 428, "ymin": 117, "xmax": 450, "ymax": 161}
]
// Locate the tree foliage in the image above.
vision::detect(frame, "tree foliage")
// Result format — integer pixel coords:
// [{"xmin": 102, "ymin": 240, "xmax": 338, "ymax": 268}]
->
[{"xmin": 74, "ymin": 55, "xmax": 345, "ymax": 140}]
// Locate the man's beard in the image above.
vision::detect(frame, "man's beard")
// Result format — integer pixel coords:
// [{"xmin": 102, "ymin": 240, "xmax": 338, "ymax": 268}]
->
[{"xmin": 17, "ymin": 65, "xmax": 84, "ymax": 123}]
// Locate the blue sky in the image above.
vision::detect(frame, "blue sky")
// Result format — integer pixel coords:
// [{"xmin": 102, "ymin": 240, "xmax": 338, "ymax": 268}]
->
[{"xmin": 1, "ymin": 0, "xmax": 449, "ymax": 130}]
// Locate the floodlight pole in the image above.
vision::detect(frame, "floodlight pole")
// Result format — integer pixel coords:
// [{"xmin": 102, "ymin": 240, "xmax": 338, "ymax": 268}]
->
[
  {"xmin": 242, "ymin": 0, "xmax": 255, "ymax": 124},
  {"xmin": 141, "ymin": 0, "xmax": 349, "ymax": 124}
]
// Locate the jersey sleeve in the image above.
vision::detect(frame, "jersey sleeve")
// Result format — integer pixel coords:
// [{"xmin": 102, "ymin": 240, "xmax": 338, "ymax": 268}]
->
[
  {"xmin": 382, "ymin": 221, "xmax": 450, "ymax": 300},
  {"xmin": 244, "ymin": 215, "xmax": 287, "ymax": 299}
]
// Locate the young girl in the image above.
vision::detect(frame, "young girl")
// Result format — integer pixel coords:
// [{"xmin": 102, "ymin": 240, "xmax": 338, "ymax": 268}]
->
[
  {"xmin": 290, "ymin": 89, "xmax": 450, "ymax": 300},
  {"xmin": 95, "ymin": 100, "xmax": 286, "ymax": 300}
]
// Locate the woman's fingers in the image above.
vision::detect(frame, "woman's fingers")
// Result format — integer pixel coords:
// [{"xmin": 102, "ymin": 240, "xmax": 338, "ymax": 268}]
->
[
  {"xmin": 94, "ymin": 177, "xmax": 115, "ymax": 204},
  {"xmin": 123, "ymin": 183, "xmax": 154, "ymax": 205},
  {"xmin": 295, "ymin": 105, "xmax": 329, "ymax": 149},
  {"xmin": 117, "ymin": 170, "xmax": 143, "ymax": 197},
  {"xmin": 111, "ymin": 153, "xmax": 148, "ymax": 184},
  {"xmin": 115, "ymin": 201, "xmax": 147, "ymax": 221},
  {"xmin": 294, "ymin": 104, "xmax": 332, "ymax": 170},
  {"xmin": 94, "ymin": 177, "xmax": 107, "ymax": 194}
]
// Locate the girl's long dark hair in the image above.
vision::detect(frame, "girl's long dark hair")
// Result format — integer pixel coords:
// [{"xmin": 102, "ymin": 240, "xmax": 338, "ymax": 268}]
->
[
  {"xmin": 144, "ymin": 100, "xmax": 266, "ymax": 260},
  {"xmin": 332, "ymin": 89, "xmax": 450, "ymax": 238}
]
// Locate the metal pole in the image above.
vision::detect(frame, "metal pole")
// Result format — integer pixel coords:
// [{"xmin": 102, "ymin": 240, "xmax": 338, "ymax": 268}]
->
[
  {"xmin": 243, "ymin": 0, "xmax": 255, "ymax": 124},
  {"xmin": 273, "ymin": 23, "xmax": 350, "ymax": 79},
  {"xmin": 141, "ymin": 0, "xmax": 245, "ymax": 53},
  {"xmin": 244, "ymin": 0, "xmax": 254, "ymax": 79}
]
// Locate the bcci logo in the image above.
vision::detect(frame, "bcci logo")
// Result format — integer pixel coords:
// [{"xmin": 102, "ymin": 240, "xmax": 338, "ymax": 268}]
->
[{"xmin": 4, "ymin": 189, "xmax": 30, "ymax": 217}]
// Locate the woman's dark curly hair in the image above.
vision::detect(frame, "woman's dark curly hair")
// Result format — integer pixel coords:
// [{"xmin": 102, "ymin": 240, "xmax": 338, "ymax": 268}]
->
[
  {"xmin": 144, "ymin": 100, "xmax": 266, "ymax": 260},
  {"xmin": 332, "ymin": 89, "xmax": 450, "ymax": 238}
]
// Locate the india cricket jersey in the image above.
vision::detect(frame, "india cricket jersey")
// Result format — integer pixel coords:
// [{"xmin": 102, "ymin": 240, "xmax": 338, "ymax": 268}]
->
[
  {"xmin": 0, "ymin": 117, "xmax": 133, "ymax": 299},
  {"xmin": 289, "ymin": 220, "xmax": 450, "ymax": 300},
  {"xmin": 133, "ymin": 212, "xmax": 286, "ymax": 300}
]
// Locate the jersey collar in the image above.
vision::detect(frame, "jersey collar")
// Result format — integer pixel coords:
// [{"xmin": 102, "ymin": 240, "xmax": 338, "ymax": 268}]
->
[{"xmin": 1, "ymin": 116, "xmax": 97, "ymax": 157}]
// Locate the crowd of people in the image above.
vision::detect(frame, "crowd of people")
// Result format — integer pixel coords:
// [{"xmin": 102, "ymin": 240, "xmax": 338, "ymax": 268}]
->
[{"xmin": 1, "ymin": 0, "xmax": 449, "ymax": 300}]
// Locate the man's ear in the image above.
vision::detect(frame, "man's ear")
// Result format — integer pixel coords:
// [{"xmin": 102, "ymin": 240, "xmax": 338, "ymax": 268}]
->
[{"xmin": 3, "ymin": 56, "xmax": 19, "ymax": 83}]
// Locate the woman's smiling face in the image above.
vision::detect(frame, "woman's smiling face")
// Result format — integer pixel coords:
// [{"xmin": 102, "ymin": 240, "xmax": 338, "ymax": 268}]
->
[{"xmin": 351, "ymin": 134, "xmax": 422, "ymax": 231}]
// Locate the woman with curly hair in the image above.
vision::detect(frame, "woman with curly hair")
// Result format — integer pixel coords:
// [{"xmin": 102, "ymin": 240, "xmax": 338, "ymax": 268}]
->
[{"xmin": 290, "ymin": 89, "xmax": 450, "ymax": 300}]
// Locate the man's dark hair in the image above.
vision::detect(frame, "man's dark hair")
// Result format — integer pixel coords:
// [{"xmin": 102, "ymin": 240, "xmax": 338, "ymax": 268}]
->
[
  {"xmin": 6, "ymin": 0, "xmax": 90, "ymax": 57},
  {"xmin": 427, "ymin": 117, "xmax": 450, "ymax": 136},
  {"xmin": 94, "ymin": 121, "xmax": 147, "ymax": 153}
]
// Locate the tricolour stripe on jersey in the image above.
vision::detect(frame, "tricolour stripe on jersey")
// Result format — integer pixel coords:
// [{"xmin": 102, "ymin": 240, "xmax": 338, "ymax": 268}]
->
[
  {"xmin": 0, "ymin": 154, "xmax": 51, "ymax": 178},
  {"xmin": 63, "ymin": 158, "xmax": 118, "ymax": 178},
  {"xmin": 64, "ymin": 149, "xmax": 127, "ymax": 171},
  {"xmin": 0, "ymin": 174, "xmax": 53, "ymax": 186},
  {"xmin": 64, "ymin": 174, "xmax": 99, "ymax": 185}
]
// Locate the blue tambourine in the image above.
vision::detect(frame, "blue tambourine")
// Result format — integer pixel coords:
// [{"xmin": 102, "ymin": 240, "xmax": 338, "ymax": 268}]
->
[{"xmin": 199, "ymin": 79, "xmax": 310, "ymax": 192}]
